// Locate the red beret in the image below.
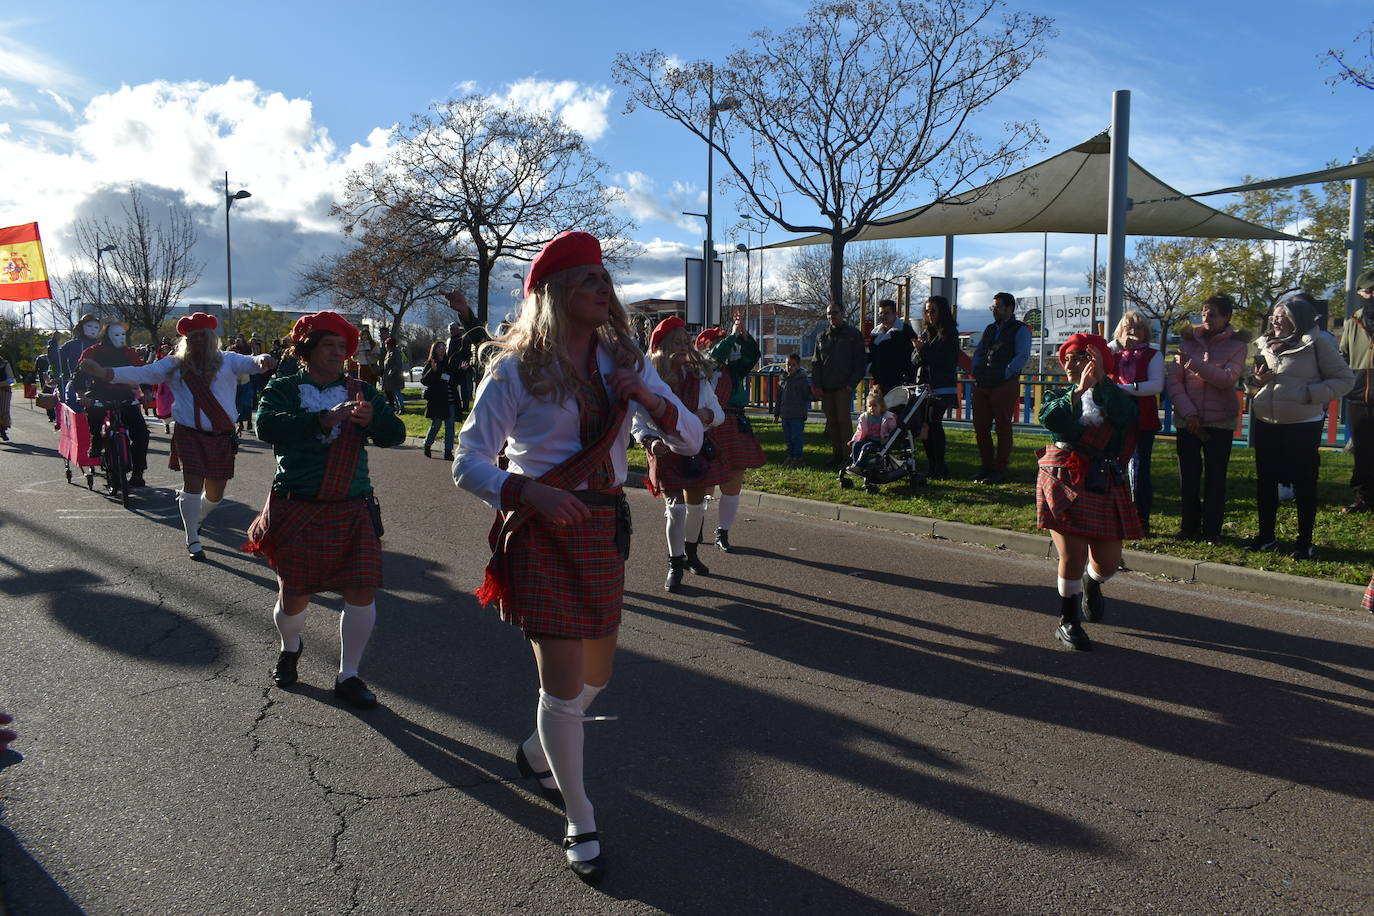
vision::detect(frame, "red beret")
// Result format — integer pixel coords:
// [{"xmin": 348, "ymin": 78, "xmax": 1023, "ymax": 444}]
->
[
  {"xmin": 176, "ymin": 312, "xmax": 218, "ymax": 336},
  {"xmin": 695, "ymin": 327, "xmax": 727, "ymax": 351},
  {"xmin": 525, "ymin": 231, "xmax": 604, "ymax": 295},
  {"xmin": 291, "ymin": 311, "xmax": 360, "ymax": 358},
  {"xmin": 649, "ymin": 316, "xmax": 686, "ymax": 353},
  {"xmin": 1057, "ymin": 333, "xmax": 1115, "ymax": 376}
]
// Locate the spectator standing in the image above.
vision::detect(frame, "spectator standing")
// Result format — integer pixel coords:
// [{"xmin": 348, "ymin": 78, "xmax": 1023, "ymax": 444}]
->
[
  {"xmin": 1245, "ymin": 293, "xmax": 1354, "ymax": 559},
  {"xmin": 867, "ymin": 298, "xmax": 916, "ymax": 393},
  {"xmin": 353, "ymin": 326, "xmax": 380, "ymax": 384},
  {"xmin": 911, "ymin": 295, "xmax": 960, "ymax": 479},
  {"xmin": 970, "ymin": 292, "xmax": 1031, "ymax": 483},
  {"xmin": 420, "ymin": 341, "xmax": 459, "ymax": 460},
  {"xmin": 444, "ymin": 291, "xmax": 491, "ymax": 417},
  {"xmin": 774, "ymin": 352, "xmax": 811, "ymax": 467},
  {"xmin": 0, "ymin": 352, "xmax": 13, "ymax": 441},
  {"xmin": 1167, "ymin": 294, "xmax": 1248, "ymax": 541},
  {"xmin": 1338, "ymin": 269, "xmax": 1374, "ymax": 514},
  {"xmin": 1108, "ymin": 310, "xmax": 1164, "ymax": 538},
  {"xmin": 379, "ymin": 336, "xmax": 407, "ymax": 415},
  {"xmin": 812, "ymin": 305, "xmax": 867, "ymax": 469}
]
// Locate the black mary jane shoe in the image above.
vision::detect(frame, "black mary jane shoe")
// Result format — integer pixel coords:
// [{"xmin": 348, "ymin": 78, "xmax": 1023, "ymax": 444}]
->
[
  {"xmin": 187, "ymin": 541, "xmax": 205, "ymax": 562},
  {"xmin": 515, "ymin": 744, "xmax": 565, "ymax": 807},
  {"xmin": 1056, "ymin": 621, "xmax": 1092, "ymax": 651},
  {"xmin": 1081, "ymin": 574, "xmax": 1105, "ymax": 623},
  {"xmin": 334, "ymin": 675, "xmax": 379, "ymax": 709},
  {"xmin": 683, "ymin": 541, "xmax": 710, "ymax": 576},
  {"xmin": 714, "ymin": 527, "xmax": 733, "ymax": 553},
  {"xmin": 273, "ymin": 640, "xmax": 303, "ymax": 688},
  {"xmin": 563, "ymin": 832, "xmax": 605, "ymax": 885}
]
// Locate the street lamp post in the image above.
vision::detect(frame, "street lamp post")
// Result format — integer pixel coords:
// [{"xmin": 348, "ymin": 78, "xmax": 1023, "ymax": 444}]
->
[
  {"xmin": 702, "ymin": 71, "xmax": 740, "ymax": 330},
  {"xmin": 95, "ymin": 242, "xmax": 116, "ymax": 314},
  {"xmin": 738, "ymin": 211, "xmax": 767, "ymax": 343},
  {"xmin": 224, "ymin": 172, "xmax": 252, "ymax": 339},
  {"xmin": 733, "ymin": 243, "xmax": 750, "ymax": 334}
]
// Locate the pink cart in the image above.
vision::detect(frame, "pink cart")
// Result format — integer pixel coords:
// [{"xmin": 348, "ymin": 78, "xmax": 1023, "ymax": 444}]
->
[{"xmin": 57, "ymin": 402, "xmax": 100, "ymax": 487}]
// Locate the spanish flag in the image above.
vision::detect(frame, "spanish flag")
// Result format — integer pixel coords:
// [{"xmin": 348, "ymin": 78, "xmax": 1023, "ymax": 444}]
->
[{"xmin": 0, "ymin": 222, "xmax": 53, "ymax": 302}]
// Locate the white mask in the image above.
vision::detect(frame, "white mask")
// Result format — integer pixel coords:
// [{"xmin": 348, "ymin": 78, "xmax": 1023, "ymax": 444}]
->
[
  {"xmin": 82, "ymin": 321, "xmax": 100, "ymax": 339},
  {"xmin": 108, "ymin": 326, "xmax": 127, "ymax": 347}
]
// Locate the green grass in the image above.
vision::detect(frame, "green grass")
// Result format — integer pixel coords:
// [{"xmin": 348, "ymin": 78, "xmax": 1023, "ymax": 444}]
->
[{"xmin": 628, "ymin": 415, "xmax": 1373, "ymax": 587}]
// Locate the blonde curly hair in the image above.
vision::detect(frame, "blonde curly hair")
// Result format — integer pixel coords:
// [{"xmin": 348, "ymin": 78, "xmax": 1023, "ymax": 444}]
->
[
  {"xmin": 649, "ymin": 325, "xmax": 714, "ymax": 400},
  {"xmin": 173, "ymin": 328, "xmax": 224, "ymax": 378},
  {"xmin": 481, "ymin": 264, "xmax": 643, "ymax": 404}
]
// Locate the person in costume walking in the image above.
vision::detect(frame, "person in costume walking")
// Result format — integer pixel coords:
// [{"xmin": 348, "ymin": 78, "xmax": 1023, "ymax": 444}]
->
[
  {"xmin": 454, "ymin": 231, "xmax": 702, "ymax": 883},
  {"xmin": 696, "ymin": 315, "xmax": 766, "ymax": 552},
  {"xmin": 1036, "ymin": 333, "xmax": 1142, "ymax": 651},
  {"xmin": 243, "ymin": 311, "xmax": 407, "ymax": 709},
  {"xmin": 75, "ymin": 321, "xmax": 151, "ymax": 488},
  {"xmin": 637, "ymin": 316, "xmax": 726, "ymax": 591},
  {"xmin": 0, "ymin": 352, "xmax": 14, "ymax": 442},
  {"xmin": 82, "ymin": 312, "xmax": 276, "ymax": 559}
]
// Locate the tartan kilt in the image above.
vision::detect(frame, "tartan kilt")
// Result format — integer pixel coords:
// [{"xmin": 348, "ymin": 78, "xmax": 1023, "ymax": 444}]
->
[
  {"xmin": 494, "ymin": 505, "xmax": 623, "ymax": 639},
  {"xmin": 647, "ymin": 444, "xmax": 732, "ymax": 493},
  {"xmin": 1035, "ymin": 444, "xmax": 1143, "ymax": 540},
  {"xmin": 169, "ymin": 424, "xmax": 236, "ymax": 479},
  {"xmin": 1363, "ymin": 572, "xmax": 1374, "ymax": 613},
  {"xmin": 712, "ymin": 409, "xmax": 766, "ymax": 471},
  {"xmin": 248, "ymin": 493, "xmax": 383, "ymax": 596}
]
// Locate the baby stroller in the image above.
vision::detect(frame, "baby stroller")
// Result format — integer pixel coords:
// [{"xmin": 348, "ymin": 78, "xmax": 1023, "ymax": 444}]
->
[{"xmin": 839, "ymin": 384, "xmax": 932, "ymax": 493}]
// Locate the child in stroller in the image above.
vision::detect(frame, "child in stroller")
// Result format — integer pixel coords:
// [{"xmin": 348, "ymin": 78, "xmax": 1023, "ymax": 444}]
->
[{"xmin": 839, "ymin": 384, "xmax": 933, "ymax": 492}]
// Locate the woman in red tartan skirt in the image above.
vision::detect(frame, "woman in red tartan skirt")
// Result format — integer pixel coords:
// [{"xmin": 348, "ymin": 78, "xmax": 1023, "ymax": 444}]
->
[
  {"xmin": 695, "ymin": 314, "xmax": 766, "ymax": 554},
  {"xmin": 635, "ymin": 315, "xmax": 729, "ymax": 592},
  {"xmin": 1037, "ymin": 333, "xmax": 1141, "ymax": 651},
  {"xmin": 454, "ymin": 232, "xmax": 702, "ymax": 884},
  {"xmin": 244, "ymin": 311, "xmax": 407, "ymax": 710},
  {"xmin": 82, "ymin": 312, "xmax": 276, "ymax": 560}
]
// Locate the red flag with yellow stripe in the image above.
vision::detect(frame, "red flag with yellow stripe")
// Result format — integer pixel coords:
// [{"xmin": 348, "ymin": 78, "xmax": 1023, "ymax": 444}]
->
[{"xmin": 0, "ymin": 222, "xmax": 53, "ymax": 302}]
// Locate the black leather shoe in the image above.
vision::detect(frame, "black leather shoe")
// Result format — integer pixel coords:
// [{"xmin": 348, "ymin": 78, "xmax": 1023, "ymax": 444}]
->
[
  {"xmin": 1289, "ymin": 543, "xmax": 1316, "ymax": 561},
  {"xmin": 443, "ymin": 450, "xmax": 454, "ymax": 461},
  {"xmin": 1245, "ymin": 535, "xmax": 1278, "ymax": 552},
  {"xmin": 128, "ymin": 475, "xmax": 146, "ymax": 489},
  {"xmin": 515, "ymin": 744, "xmax": 565, "ymax": 807},
  {"xmin": 273, "ymin": 640, "xmax": 303, "ymax": 688},
  {"xmin": 684, "ymin": 541, "xmax": 710, "ymax": 575},
  {"xmin": 1056, "ymin": 621, "xmax": 1092, "ymax": 651},
  {"xmin": 714, "ymin": 527, "xmax": 733, "ymax": 553},
  {"xmin": 1082, "ymin": 574, "xmax": 1105, "ymax": 623},
  {"xmin": 187, "ymin": 541, "xmax": 205, "ymax": 562},
  {"xmin": 423, "ymin": 445, "xmax": 432, "ymax": 458},
  {"xmin": 334, "ymin": 675, "xmax": 378, "ymax": 709},
  {"xmin": 664, "ymin": 556, "xmax": 686, "ymax": 592},
  {"xmin": 563, "ymin": 832, "xmax": 605, "ymax": 884}
]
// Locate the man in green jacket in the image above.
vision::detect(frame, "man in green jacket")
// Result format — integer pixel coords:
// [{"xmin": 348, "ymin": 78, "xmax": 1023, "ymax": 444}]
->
[{"xmin": 1339, "ymin": 269, "xmax": 1374, "ymax": 513}]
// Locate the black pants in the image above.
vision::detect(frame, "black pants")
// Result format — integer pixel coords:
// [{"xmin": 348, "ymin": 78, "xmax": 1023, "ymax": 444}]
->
[
  {"xmin": 1252, "ymin": 418, "xmax": 1322, "ymax": 545},
  {"xmin": 920, "ymin": 394, "xmax": 955, "ymax": 474},
  {"xmin": 87, "ymin": 402, "xmax": 150, "ymax": 473},
  {"xmin": 1176, "ymin": 426, "xmax": 1233, "ymax": 538},
  {"xmin": 1347, "ymin": 402, "xmax": 1374, "ymax": 503}
]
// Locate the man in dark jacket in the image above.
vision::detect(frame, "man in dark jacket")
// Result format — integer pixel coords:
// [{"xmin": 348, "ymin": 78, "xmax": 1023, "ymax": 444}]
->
[
  {"xmin": 867, "ymin": 299, "xmax": 916, "ymax": 393},
  {"xmin": 1339, "ymin": 268, "xmax": 1374, "ymax": 513},
  {"xmin": 812, "ymin": 304, "xmax": 868, "ymax": 468},
  {"xmin": 443, "ymin": 290, "xmax": 490, "ymax": 417},
  {"xmin": 970, "ymin": 292, "xmax": 1031, "ymax": 483}
]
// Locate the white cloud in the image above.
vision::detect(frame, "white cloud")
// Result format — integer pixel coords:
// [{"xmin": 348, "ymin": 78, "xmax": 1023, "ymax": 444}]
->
[
  {"xmin": 495, "ymin": 79, "xmax": 614, "ymax": 141},
  {"xmin": 605, "ymin": 170, "xmax": 706, "ymax": 233},
  {"xmin": 0, "ymin": 34, "xmax": 81, "ymax": 91},
  {"xmin": 40, "ymin": 88, "xmax": 74, "ymax": 115},
  {"xmin": 0, "ymin": 87, "xmax": 19, "ymax": 108}
]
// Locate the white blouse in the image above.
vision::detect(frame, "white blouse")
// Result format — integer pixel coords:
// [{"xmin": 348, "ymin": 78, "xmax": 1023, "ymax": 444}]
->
[
  {"xmin": 109, "ymin": 352, "xmax": 272, "ymax": 431},
  {"xmin": 454, "ymin": 347, "xmax": 704, "ymax": 509}
]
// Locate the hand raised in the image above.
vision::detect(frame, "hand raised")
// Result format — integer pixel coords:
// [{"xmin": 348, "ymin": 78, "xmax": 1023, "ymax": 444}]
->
[{"xmin": 348, "ymin": 388, "xmax": 373, "ymax": 426}]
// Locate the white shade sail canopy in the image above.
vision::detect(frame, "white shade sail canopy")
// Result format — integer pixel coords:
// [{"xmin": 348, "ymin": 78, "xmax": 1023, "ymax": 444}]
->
[{"xmin": 766, "ymin": 132, "xmax": 1301, "ymax": 249}]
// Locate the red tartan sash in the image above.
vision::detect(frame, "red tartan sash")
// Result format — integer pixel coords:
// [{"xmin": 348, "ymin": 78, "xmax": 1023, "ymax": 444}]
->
[
  {"xmin": 180, "ymin": 365, "xmax": 236, "ymax": 433},
  {"xmin": 242, "ymin": 377, "xmax": 368, "ymax": 559},
  {"xmin": 644, "ymin": 371, "xmax": 701, "ymax": 498},
  {"xmin": 475, "ymin": 398, "xmax": 631, "ymax": 608}
]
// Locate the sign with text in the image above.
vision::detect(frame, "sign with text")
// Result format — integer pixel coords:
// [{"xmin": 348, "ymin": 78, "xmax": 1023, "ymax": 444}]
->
[
  {"xmin": 1016, "ymin": 293, "xmax": 1105, "ymax": 344},
  {"xmin": 684, "ymin": 258, "xmax": 723, "ymax": 327}
]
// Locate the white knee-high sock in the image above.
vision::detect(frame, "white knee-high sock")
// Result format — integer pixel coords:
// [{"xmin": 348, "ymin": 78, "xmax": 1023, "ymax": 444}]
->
[
  {"xmin": 201, "ymin": 494, "xmax": 222, "ymax": 519},
  {"xmin": 538, "ymin": 690, "xmax": 598, "ymax": 861},
  {"xmin": 665, "ymin": 501, "xmax": 686, "ymax": 555},
  {"xmin": 684, "ymin": 501, "xmax": 705, "ymax": 544},
  {"xmin": 1057, "ymin": 576, "xmax": 1084, "ymax": 597},
  {"xmin": 337, "ymin": 601, "xmax": 376, "ymax": 681},
  {"xmin": 522, "ymin": 681, "xmax": 608, "ymax": 790},
  {"xmin": 274, "ymin": 601, "xmax": 306, "ymax": 653},
  {"xmin": 717, "ymin": 493, "xmax": 741, "ymax": 531},
  {"xmin": 1086, "ymin": 564, "xmax": 1114, "ymax": 584},
  {"xmin": 177, "ymin": 491, "xmax": 202, "ymax": 546}
]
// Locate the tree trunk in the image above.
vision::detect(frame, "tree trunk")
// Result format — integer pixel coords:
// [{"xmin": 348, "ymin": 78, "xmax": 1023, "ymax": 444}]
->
[
  {"xmin": 828, "ymin": 234, "xmax": 846, "ymax": 316},
  {"xmin": 476, "ymin": 258, "xmax": 492, "ymax": 324}
]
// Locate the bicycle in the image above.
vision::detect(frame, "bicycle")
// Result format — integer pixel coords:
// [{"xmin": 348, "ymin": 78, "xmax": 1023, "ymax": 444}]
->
[{"xmin": 87, "ymin": 398, "xmax": 134, "ymax": 508}]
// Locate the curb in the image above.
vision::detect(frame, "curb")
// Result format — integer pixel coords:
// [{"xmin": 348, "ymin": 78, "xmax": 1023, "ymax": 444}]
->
[{"xmin": 622, "ymin": 472, "xmax": 1367, "ymax": 613}]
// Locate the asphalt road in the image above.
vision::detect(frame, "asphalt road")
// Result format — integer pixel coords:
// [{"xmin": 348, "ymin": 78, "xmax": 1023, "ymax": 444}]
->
[{"xmin": 0, "ymin": 402, "xmax": 1371, "ymax": 915}]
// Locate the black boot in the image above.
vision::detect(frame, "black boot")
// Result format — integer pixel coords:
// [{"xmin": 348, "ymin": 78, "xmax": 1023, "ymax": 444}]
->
[
  {"xmin": 1055, "ymin": 593, "xmax": 1091, "ymax": 651},
  {"xmin": 664, "ymin": 555, "xmax": 686, "ymax": 592},
  {"xmin": 1082, "ymin": 574, "xmax": 1105, "ymax": 623},
  {"xmin": 714, "ymin": 527, "xmax": 732, "ymax": 553},
  {"xmin": 684, "ymin": 541, "xmax": 710, "ymax": 575}
]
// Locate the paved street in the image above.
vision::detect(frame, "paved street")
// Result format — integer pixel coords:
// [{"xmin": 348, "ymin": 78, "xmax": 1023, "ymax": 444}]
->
[{"xmin": 0, "ymin": 402, "xmax": 1371, "ymax": 915}]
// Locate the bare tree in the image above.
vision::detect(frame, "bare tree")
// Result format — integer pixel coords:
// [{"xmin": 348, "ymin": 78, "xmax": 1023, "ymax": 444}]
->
[
  {"xmin": 615, "ymin": 0, "xmax": 1053, "ymax": 313},
  {"xmin": 296, "ymin": 208, "xmax": 470, "ymax": 339},
  {"xmin": 1089, "ymin": 238, "xmax": 1210, "ymax": 355},
  {"xmin": 1325, "ymin": 21, "xmax": 1374, "ymax": 91},
  {"xmin": 71, "ymin": 187, "xmax": 203, "ymax": 341},
  {"xmin": 777, "ymin": 241, "xmax": 931, "ymax": 323},
  {"xmin": 337, "ymin": 94, "xmax": 637, "ymax": 323}
]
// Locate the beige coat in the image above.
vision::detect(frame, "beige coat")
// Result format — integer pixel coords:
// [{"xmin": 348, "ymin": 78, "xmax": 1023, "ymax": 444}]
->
[{"xmin": 1248, "ymin": 332, "xmax": 1353, "ymax": 425}]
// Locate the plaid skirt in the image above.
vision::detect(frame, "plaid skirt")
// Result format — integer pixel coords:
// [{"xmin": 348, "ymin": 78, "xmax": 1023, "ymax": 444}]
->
[
  {"xmin": 169, "ymin": 424, "xmax": 236, "ymax": 479},
  {"xmin": 495, "ymin": 505, "xmax": 623, "ymax": 639},
  {"xmin": 1035, "ymin": 445, "xmax": 1143, "ymax": 540},
  {"xmin": 247, "ymin": 493, "xmax": 383, "ymax": 596},
  {"xmin": 713, "ymin": 408, "xmax": 766, "ymax": 471},
  {"xmin": 1363, "ymin": 572, "xmax": 1374, "ymax": 613},
  {"xmin": 647, "ymin": 443, "xmax": 732, "ymax": 493}
]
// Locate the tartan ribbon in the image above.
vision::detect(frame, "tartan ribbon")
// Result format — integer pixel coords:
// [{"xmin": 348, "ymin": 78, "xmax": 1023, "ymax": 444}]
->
[{"xmin": 180, "ymin": 365, "xmax": 236, "ymax": 433}]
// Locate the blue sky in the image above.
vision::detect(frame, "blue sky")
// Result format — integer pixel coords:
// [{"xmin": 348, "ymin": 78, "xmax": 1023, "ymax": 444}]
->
[{"xmin": 2, "ymin": 0, "xmax": 1369, "ymax": 323}]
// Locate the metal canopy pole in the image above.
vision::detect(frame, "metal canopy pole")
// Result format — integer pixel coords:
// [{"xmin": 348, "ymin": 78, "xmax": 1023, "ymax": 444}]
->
[
  {"xmin": 1346, "ymin": 156, "xmax": 1368, "ymax": 320},
  {"xmin": 943, "ymin": 235, "xmax": 955, "ymax": 311},
  {"xmin": 1105, "ymin": 90, "xmax": 1132, "ymax": 334}
]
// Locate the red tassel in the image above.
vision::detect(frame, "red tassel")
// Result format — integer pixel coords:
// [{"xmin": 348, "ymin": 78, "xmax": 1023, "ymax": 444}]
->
[{"xmin": 475, "ymin": 567, "xmax": 506, "ymax": 607}]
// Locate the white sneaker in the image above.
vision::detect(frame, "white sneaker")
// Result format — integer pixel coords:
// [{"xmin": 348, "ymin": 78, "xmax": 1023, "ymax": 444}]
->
[{"xmin": 1278, "ymin": 483, "xmax": 1295, "ymax": 502}]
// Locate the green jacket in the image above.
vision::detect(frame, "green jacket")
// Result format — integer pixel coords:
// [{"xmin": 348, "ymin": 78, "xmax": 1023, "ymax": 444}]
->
[
  {"xmin": 1339, "ymin": 307, "xmax": 1374, "ymax": 404},
  {"xmin": 707, "ymin": 333, "xmax": 761, "ymax": 408},
  {"xmin": 1039, "ymin": 382, "xmax": 1137, "ymax": 455},
  {"xmin": 255, "ymin": 371, "xmax": 408, "ymax": 498}
]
